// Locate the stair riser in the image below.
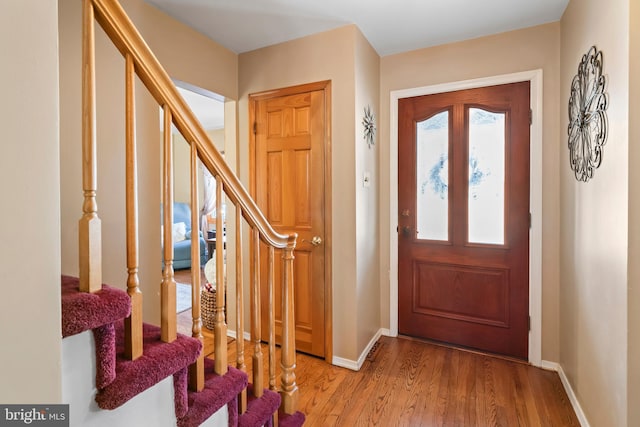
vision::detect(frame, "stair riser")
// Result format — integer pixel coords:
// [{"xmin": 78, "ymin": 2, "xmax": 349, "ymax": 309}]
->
[
  {"xmin": 62, "ymin": 331, "xmax": 229, "ymax": 427},
  {"xmin": 63, "ymin": 331, "xmax": 178, "ymax": 426}
]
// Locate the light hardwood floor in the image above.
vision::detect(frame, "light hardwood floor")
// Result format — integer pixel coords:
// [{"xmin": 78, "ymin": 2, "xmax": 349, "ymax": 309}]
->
[
  {"xmin": 175, "ymin": 268, "xmax": 205, "ymax": 335},
  {"xmin": 174, "ymin": 269, "xmax": 579, "ymax": 426},
  {"xmin": 294, "ymin": 336, "xmax": 579, "ymax": 426}
]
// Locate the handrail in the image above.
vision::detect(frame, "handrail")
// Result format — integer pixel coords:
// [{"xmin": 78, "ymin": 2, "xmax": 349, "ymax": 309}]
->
[
  {"xmin": 82, "ymin": 0, "xmax": 300, "ymax": 417},
  {"xmin": 90, "ymin": 0, "xmax": 294, "ymax": 250}
]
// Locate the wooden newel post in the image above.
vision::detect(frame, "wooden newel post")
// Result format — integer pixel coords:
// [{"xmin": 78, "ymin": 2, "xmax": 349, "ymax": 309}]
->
[{"xmin": 280, "ymin": 236, "xmax": 299, "ymax": 414}]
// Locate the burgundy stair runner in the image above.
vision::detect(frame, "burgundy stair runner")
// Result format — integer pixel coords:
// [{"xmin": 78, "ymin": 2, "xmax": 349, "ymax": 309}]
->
[
  {"xmin": 97, "ymin": 320, "xmax": 202, "ymax": 413},
  {"xmin": 60, "ymin": 275, "xmax": 304, "ymax": 426},
  {"xmin": 178, "ymin": 358, "xmax": 247, "ymax": 427},
  {"xmin": 238, "ymin": 384, "xmax": 280, "ymax": 427}
]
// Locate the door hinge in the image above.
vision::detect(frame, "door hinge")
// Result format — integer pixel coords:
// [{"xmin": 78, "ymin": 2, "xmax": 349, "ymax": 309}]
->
[
  {"xmin": 529, "ymin": 108, "xmax": 533, "ymax": 125},
  {"xmin": 253, "ymin": 122, "xmax": 257, "ymax": 134},
  {"xmin": 528, "ymin": 315, "xmax": 531, "ymax": 331},
  {"xmin": 529, "ymin": 212, "xmax": 532, "ymax": 229}
]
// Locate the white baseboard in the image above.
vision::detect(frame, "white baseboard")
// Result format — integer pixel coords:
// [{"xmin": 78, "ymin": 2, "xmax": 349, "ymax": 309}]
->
[
  {"xmin": 332, "ymin": 328, "xmax": 384, "ymax": 371},
  {"xmin": 226, "ymin": 329, "xmax": 251, "ymax": 341},
  {"xmin": 540, "ymin": 360, "xmax": 558, "ymax": 371},
  {"xmin": 331, "ymin": 356, "xmax": 360, "ymax": 371},
  {"xmin": 541, "ymin": 360, "xmax": 590, "ymax": 427}
]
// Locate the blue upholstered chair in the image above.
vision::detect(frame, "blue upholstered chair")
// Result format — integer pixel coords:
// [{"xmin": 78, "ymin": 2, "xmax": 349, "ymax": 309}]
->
[{"xmin": 164, "ymin": 202, "xmax": 207, "ymax": 270}]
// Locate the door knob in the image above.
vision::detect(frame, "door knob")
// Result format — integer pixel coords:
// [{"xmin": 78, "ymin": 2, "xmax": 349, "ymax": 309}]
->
[
  {"xmin": 302, "ymin": 236, "xmax": 323, "ymax": 246},
  {"xmin": 402, "ymin": 226, "xmax": 413, "ymax": 237}
]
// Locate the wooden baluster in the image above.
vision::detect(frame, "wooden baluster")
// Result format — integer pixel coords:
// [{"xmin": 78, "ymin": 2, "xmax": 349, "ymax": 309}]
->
[
  {"xmin": 214, "ymin": 178, "xmax": 228, "ymax": 375},
  {"xmin": 236, "ymin": 207, "xmax": 247, "ymax": 414},
  {"xmin": 251, "ymin": 228, "xmax": 263, "ymax": 397},
  {"xmin": 79, "ymin": 0, "xmax": 101, "ymax": 293},
  {"xmin": 189, "ymin": 144, "xmax": 204, "ymax": 391},
  {"xmin": 268, "ymin": 246, "xmax": 276, "ymax": 391},
  {"xmin": 280, "ymin": 239, "xmax": 299, "ymax": 414},
  {"xmin": 124, "ymin": 53, "xmax": 142, "ymax": 360},
  {"xmin": 161, "ymin": 105, "xmax": 177, "ymax": 343},
  {"xmin": 269, "ymin": 246, "xmax": 278, "ymax": 427}
]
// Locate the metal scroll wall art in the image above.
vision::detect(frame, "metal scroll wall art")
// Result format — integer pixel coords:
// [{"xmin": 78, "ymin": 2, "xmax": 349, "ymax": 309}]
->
[
  {"xmin": 362, "ymin": 105, "xmax": 376, "ymax": 148},
  {"xmin": 567, "ymin": 45, "xmax": 609, "ymax": 182}
]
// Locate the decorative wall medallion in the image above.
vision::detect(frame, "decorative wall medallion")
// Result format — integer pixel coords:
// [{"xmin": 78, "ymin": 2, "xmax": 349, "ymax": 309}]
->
[
  {"xmin": 568, "ymin": 45, "xmax": 608, "ymax": 182},
  {"xmin": 362, "ymin": 105, "xmax": 376, "ymax": 148}
]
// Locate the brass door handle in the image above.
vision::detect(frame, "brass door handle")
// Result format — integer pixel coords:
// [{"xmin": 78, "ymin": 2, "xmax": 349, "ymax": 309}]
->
[{"xmin": 303, "ymin": 236, "xmax": 323, "ymax": 246}]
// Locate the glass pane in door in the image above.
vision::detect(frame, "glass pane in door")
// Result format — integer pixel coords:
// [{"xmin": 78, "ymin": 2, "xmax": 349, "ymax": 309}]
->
[
  {"xmin": 416, "ymin": 111, "xmax": 449, "ymax": 241},
  {"xmin": 468, "ymin": 108, "xmax": 505, "ymax": 245}
]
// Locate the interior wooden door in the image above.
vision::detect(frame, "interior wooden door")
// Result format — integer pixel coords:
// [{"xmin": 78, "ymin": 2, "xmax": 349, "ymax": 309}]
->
[
  {"xmin": 252, "ymin": 85, "xmax": 327, "ymax": 358},
  {"xmin": 398, "ymin": 82, "xmax": 530, "ymax": 359}
]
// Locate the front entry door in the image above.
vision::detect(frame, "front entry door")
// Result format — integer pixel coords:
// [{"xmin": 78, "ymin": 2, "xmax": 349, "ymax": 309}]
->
[
  {"xmin": 398, "ymin": 82, "xmax": 530, "ymax": 359},
  {"xmin": 251, "ymin": 82, "xmax": 329, "ymax": 358}
]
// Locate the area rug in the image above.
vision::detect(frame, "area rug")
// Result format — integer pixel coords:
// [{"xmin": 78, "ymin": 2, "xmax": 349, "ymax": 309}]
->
[{"xmin": 176, "ymin": 282, "xmax": 192, "ymax": 313}]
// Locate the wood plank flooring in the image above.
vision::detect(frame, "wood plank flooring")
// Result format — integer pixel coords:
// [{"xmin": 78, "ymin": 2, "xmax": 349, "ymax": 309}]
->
[
  {"xmin": 174, "ymin": 268, "xmax": 204, "ymax": 335},
  {"xmin": 173, "ymin": 269, "xmax": 579, "ymax": 426},
  {"xmin": 291, "ymin": 336, "xmax": 578, "ymax": 426}
]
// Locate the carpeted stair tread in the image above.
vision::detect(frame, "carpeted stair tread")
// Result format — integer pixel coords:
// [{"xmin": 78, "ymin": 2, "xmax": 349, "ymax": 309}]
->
[
  {"xmin": 61, "ymin": 275, "xmax": 303, "ymax": 426},
  {"xmin": 61, "ymin": 275, "xmax": 131, "ymax": 338},
  {"xmin": 95, "ymin": 320, "xmax": 202, "ymax": 410},
  {"xmin": 177, "ymin": 358, "xmax": 248, "ymax": 427},
  {"xmin": 238, "ymin": 384, "xmax": 281, "ymax": 427},
  {"xmin": 279, "ymin": 409, "xmax": 306, "ymax": 427}
]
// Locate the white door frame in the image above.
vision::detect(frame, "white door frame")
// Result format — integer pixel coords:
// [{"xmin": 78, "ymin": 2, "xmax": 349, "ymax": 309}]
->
[{"xmin": 388, "ymin": 70, "xmax": 543, "ymax": 366}]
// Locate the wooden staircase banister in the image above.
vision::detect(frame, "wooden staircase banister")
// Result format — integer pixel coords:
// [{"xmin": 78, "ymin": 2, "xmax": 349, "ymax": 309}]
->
[
  {"xmin": 89, "ymin": 0, "xmax": 292, "ymax": 249},
  {"xmin": 81, "ymin": 0, "xmax": 300, "ymax": 418}
]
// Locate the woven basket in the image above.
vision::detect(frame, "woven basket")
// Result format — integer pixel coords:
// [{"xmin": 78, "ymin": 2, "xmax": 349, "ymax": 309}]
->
[{"xmin": 201, "ymin": 289, "xmax": 217, "ymax": 330}]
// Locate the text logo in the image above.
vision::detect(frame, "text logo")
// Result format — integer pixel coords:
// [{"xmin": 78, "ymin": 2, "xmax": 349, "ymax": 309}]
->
[{"xmin": 0, "ymin": 405, "xmax": 68, "ymax": 426}]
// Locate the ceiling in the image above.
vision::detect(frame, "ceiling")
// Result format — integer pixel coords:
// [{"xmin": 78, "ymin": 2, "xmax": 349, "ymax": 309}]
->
[{"xmin": 146, "ymin": 0, "xmax": 569, "ymax": 56}]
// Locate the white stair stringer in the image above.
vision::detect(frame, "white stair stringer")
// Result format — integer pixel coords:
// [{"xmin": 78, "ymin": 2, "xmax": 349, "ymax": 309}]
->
[{"xmin": 62, "ymin": 330, "xmax": 227, "ymax": 427}]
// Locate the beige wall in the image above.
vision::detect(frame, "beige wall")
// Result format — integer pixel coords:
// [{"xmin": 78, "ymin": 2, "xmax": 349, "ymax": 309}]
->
[
  {"xmin": 379, "ymin": 23, "xmax": 562, "ymax": 361},
  {"xmin": 46, "ymin": 1, "xmax": 638, "ymax": 421},
  {"xmin": 560, "ymin": 0, "xmax": 630, "ymax": 426},
  {"xmin": 0, "ymin": 0, "xmax": 62, "ymax": 402},
  {"xmin": 354, "ymin": 29, "xmax": 382, "ymax": 353},
  {"xmin": 59, "ymin": 0, "xmax": 238, "ymax": 325},
  {"xmin": 173, "ymin": 128, "xmax": 225, "ymax": 205},
  {"xmin": 208, "ymin": 129, "xmax": 226, "ymax": 155},
  {"xmin": 125, "ymin": 1, "xmax": 238, "ymax": 101},
  {"xmin": 629, "ymin": 2, "xmax": 640, "ymax": 425},
  {"xmin": 239, "ymin": 25, "xmax": 363, "ymax": 360}
]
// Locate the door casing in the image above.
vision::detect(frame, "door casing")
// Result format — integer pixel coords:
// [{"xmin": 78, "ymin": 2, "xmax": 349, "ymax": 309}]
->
[
  {"xmin": 249, "ymin": 80, "xmax": 333, "ymax": 363},
  {"xmin": 389, "ymin": 70, "xmax": 543, "ymax": 366}
]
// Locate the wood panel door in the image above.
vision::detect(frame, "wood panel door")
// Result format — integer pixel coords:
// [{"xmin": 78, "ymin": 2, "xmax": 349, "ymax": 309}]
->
[
  {"xmin": 398, "ymin": 82, "xmax": 530, "ymax": 359},
  {"xmin": 251, "ymin": 83, "xmax": 329, "ymax": 358}
]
